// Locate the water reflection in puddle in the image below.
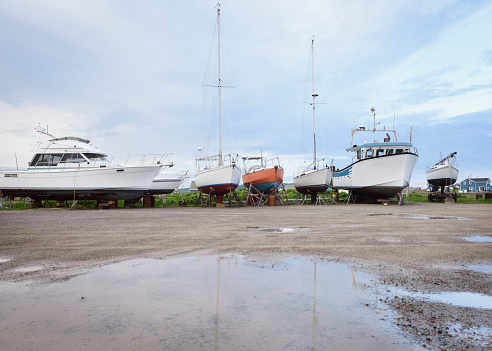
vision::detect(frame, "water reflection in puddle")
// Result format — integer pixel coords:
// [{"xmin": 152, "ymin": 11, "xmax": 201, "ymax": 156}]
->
[
  {"xmin": 258, "ymin": 227, "xmax": 296, "ymax": 233},
  {"xmin": 385, "ymin": 288, "xmax": 492, "ymax": 309},
  {"xmin": 469, "ymin": 265, "xmax": 492, "ymax": 274},
  {"xmin": 466, "ymin": 236, "xmax": 492, "ymax": 243},
  {"xmin": 14, "ymin": 266, "xmax": 43, "ymax": 273},
  {"xmin": 365, "ymin": 213, "xmax": 471, "ymax": 220},
  {"xmin": 0, "ymin": 256, "xmax": 420, "ymax": 351}
]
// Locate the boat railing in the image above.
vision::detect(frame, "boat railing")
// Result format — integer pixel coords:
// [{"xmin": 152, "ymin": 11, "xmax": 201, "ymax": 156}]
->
[
  {"xmin": 25, "ymin": 153, "xmax": 172, "ymax": 171},
  {"xmin": 242, "ymin": 156, "xmax": 282, "ymax": 174},
  {"xmin": 300, "ymin": 157, "xmax": 333, "ymax": 174},
  {"xmin": 196, "ymin": 153, "xmax": 239, "ymax": 172},
  {"xmin": 108, "ymin": 154, "xmax": 172, "ymax": 167}
]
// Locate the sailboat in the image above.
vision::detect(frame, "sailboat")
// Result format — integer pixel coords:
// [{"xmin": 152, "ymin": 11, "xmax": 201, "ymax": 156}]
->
[
  {"xmin": 242, "ymin": 155, "xmax": 284, "ymax": 194},
  {"xmin": 426, "ymin": 152, "xmax": 458, "ymax": 190},
  {"xmin": 293, "ymin": 37, "xmax": 332, "ymax": 203},
  {"xmin": 194, "ymin": 4, "xmax": 241, "ymax": 205}
]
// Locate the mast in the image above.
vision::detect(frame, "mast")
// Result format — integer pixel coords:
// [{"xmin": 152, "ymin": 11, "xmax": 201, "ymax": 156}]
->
[
  {"xmin": 311, "ymin": 36, "xmax": 318, "ymax": 169},
  {"xmin": 216, "ymin": 3, "xmax": 223, "ymax": 166}
]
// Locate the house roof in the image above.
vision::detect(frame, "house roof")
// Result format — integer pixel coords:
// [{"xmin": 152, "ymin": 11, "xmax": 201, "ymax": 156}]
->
[{"xmin": 463, "ymin": 177, "xmax": 491, "ymax": 183}]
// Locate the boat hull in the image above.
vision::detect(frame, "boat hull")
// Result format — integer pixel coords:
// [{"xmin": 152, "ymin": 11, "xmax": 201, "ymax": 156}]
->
[
  {"xmin": 195, "ymin": 164, "xmax": 241, "ymax": 196},
  {"xmin": 0, "ymin": 165, "xmax": 162, "ymax": 201},
  {"xmin": 243, "ymin": 166, "xmax": 284, "ymax": 193},
  {"xmin": 146, "ymin": 177, "xmax": 187, "ymax": 195},
  {"xmin": 426, "ymin": 165, "xmax": 459, "ymax": 187},
  {"xmin": 332, "ymin": 153, "xmax": 418, "ymax": 199},
  {"xmin": 294, "ymin": 167, "xmax": 332, "ymax": 194}
]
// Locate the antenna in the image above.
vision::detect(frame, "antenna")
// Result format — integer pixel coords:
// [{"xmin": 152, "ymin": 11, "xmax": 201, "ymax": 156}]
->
[{"xmin": 371, "ymin": 107, "xmax": 376, "ymax": 131}]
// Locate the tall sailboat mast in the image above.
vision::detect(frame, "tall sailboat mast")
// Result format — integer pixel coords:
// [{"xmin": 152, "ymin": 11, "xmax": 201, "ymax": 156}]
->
[
  {"xmin": 216, "ymin": 4, "xmax": 223, "ymax": 166},
  {"xmin": 311, "ymin": 36, "xmax": 318, "ymax": 170}
]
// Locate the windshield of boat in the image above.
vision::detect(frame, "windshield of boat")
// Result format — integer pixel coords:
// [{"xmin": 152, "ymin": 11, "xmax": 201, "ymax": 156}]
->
[{"xmin": 82, "ymin": 153, "xmax": 109, "ymax": 163}]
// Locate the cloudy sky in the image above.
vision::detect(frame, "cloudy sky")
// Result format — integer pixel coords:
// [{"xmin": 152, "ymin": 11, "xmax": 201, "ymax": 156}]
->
[{"xmin": 1, "ymin": 0, "xmax": 491, "ymax": 188}]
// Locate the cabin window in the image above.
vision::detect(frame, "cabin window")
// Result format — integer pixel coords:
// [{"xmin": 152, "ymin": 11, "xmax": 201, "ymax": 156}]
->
[
  {"xmin": 29, "ymin": 154, "xmax": 41, "ymax": 166},
  {"xmin": 376, "ymin": 149, "xmax": 384, "ymax": 157},
  {"xmin": 61, "ymin": 153, "xmax": 87, "ymax": 164},
  {"xmin": 84, "ymin": 153, "xmax": 109, "ymax": 163},
  {"xmin": 395, "ymin": 149, "xmax": 403, "ymax": 154},
  {"xmin": 404, "ymin": 149, "xmax": 409, "ymax": 153},
  {"xmin": 365, "ymin": 149, "xmax": 373, "ymax": 158},
  {"xmin": 385, "ymin": 149, "xmax": 394, "ymax": 155},
  {"xmin": 31, "ymin": 153, "xmax": 63, "ymax": 166},
  {"xmin": 357, "ymin": 149, "xmax": 361, "ymax": 160}
]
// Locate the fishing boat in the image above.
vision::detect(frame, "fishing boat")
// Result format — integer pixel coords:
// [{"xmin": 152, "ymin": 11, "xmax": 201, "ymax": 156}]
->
[
  {"xmin": 293, "ymin": 37, "xmax": 332, "ymax": 202},
  {"xmin": 242, "ymin": 156, "xmax": 284, "ymax": 193},
  {"xmin": 0, "ymin": 126, "xmax": 170, "ymax": 202},
  {"xmin": 194, "ymin": 4, "xmax": 241, "ymax": 204},
  {"xmin": 146, "ymin": 171, "xmax": 189, "ymax": 195},
  {"xmin": 426, "ymin": 152, "xmax": 458, "ymax": 189},
  {"xmin": 331, "ymin": 108, "xmax": 419, "ymax": 203}
]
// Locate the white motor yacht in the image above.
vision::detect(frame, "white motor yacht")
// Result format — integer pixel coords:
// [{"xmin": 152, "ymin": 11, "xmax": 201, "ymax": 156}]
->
[{"xmin": 0, "ymin": 126, "xmax": 171, "ymax": 202}]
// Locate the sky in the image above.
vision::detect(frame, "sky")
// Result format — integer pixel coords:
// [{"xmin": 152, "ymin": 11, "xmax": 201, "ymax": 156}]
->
[{"xmin": 1, "ymin": 0, "xmax": 491, "ymax": 189}]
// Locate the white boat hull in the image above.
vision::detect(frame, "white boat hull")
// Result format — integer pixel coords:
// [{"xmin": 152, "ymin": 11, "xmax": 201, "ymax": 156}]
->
[
  {"xmin": 147, "ymin": 176, "xmax": 187, "ymax": 195},
  {"xmin": 195, "ymin": 164, "xmax": 241, "ymax": 196},
  {"xmin": 426, "ymin": 165, "xmax": 459, "ymax": 187},
  {"xmin": 332, "ymin": 153, "xmax": 418, "ymax": 198},
  {"xmin": 294, "ymin": 167, "xmax": 332, "ymax": 194},
  {"xmin": 0, "ymin": 165, "xmax": 162, "ymax": 201}
]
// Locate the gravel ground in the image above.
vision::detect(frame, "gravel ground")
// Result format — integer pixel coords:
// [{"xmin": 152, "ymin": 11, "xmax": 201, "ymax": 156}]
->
[{"xmin": 1, "ymin": 202, "xmax": 491, "ymax": 350}]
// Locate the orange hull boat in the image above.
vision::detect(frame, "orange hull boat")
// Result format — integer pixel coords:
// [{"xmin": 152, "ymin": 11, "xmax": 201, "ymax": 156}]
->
[{"xmin": 242, "ymin": 165, "xmax": 284, "ymax": 193}]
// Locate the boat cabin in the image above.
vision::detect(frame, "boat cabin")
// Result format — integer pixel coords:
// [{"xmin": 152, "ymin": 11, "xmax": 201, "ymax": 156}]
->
[
  {"xmin": 347, "ymin": 141, "xmax": 415, "ymax": 162},
  {"xmin": 28, "ymin": 152, "xmax": 109, "ymax": 169}
]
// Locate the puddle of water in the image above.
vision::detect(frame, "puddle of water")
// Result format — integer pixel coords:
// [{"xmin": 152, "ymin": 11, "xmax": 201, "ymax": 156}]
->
[
  {"xmin": 14, "ymin": 266, "xmax": 43, "ymax": 273},
  {"xmin": 258, "ymin": 227, "xmax": 296, "ymax": 233},
  {"xmin": 0, "ymin": 256, "xmax": 420, "ymax": 351},
  {"xmin": 365, "ymin": 213, "xmax": 471, "ymax": 220},
  {"xmin": 466, "ymin": 236, "xmax": 492, "ymax": 243},
  {"xmin": 469, "ymin": 265, "xmax": 492, "ymax": 274},
  {"xmin": 0, "ymin": 258, "xmax": 11, "ymax": 263},
  {"xmin": 386, "ymin": 288, "xmax": 492, "ymax": 309}
]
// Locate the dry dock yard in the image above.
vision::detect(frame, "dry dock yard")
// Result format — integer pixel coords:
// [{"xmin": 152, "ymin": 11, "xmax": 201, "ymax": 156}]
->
[{"xmin": 1, "ymin": 202, "xmax": 491, "ymax": 350}]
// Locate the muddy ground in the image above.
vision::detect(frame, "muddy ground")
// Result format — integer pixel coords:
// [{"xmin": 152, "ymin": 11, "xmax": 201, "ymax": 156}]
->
[{"xmin": 1, "ymin": 202, "xmax": 491, "ymax": 350}]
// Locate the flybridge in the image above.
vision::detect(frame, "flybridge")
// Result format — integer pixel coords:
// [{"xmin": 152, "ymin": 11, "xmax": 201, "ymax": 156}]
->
[{"xmin": 49, "ymin": 136, "xmax": 91, "ymax": 144}]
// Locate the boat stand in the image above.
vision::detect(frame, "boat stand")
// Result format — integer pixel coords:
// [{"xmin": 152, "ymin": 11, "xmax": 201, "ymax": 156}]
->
[
  {"xmin": 316, "ymin": 193, "xmax": 336, "ymax": 205},
  {"xmin": 275, "ymin": 183, "xmax": 288, "ymax": 206},
  {"xmin": 342, "ymin": 191, "xmax": 355, "ymax": 204},
  {"xmin": 244, "ymin": 183, "xmax": 267, "ymax": 206},
  {"xmin": 224, "ymin": 189, "xmax": 243, "ymax": 207},
  {"xmin": 244, "ymin": 183, "xmax": 287, "ymax": 206},
  {"xmin": 193, "ymin": 189, "xmax": 214, "ymax": 207},
  {"xmin": 295, "ymin": 192, "xmax": 335, "ymax": 205},
  {"xmin": 427, "ymin": 186, "xmax": 457, "ymax": 203}
]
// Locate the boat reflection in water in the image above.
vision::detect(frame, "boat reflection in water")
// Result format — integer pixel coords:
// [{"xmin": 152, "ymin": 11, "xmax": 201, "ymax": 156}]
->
[{"xmin": 0, "ymin": 255, "xmax": 424, "ymax": 350}]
